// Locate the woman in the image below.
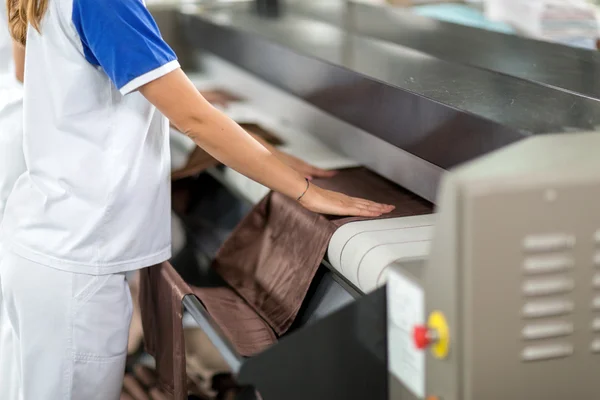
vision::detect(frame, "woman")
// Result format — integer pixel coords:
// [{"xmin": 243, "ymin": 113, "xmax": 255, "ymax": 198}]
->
[
  {"xmin": 0, "ymin": 0, "xmax": 393, "ymax": 399},
  {"xmin": 0, "ymin": 6, "xmax": 26, "ymax": 400},
  {"xmin": 0, "ymin": 6, "xmax": 25, "ymax": 231}
]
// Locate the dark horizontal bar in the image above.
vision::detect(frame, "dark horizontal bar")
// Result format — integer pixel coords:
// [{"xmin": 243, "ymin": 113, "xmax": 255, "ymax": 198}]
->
[
  {"xmin": 180, "ymin": 6, "xmax": 599, "ymax": 171},
  {"xmin": 237, "ymin": 287, "xmax": 388, "ymax": 399},
  {"xmin": 291, "ymin": 1, "xmax": 600, "ymax": 101}
]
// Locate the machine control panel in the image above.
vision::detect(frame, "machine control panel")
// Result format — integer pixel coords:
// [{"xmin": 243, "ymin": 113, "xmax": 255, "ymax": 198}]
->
[{"xmin": 387, "ymin": 270, "xmax": 426, "ymax": 399}]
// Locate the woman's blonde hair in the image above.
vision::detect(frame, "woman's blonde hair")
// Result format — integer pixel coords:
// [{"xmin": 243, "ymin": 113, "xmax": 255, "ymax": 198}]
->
[{"xmin": 7, "ymin": 0, "xmax": 49, "ymax": 45}]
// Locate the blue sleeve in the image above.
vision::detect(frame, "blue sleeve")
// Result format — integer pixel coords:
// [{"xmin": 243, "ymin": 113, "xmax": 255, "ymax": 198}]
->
[{"xmin": 72, "ymin": 0, "xmax": 179, "ymax": 94}]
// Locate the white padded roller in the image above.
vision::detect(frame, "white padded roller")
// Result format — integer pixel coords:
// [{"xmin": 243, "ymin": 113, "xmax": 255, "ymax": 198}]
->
[{"xmin": 327, "ymin": 214, "xmax": 435, "ymax": 293}]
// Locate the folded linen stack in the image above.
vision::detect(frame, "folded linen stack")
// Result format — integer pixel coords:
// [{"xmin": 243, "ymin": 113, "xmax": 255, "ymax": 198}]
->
[{"xmin": 490, "ymin": 0, "xmax": 599, "ymax": 48}]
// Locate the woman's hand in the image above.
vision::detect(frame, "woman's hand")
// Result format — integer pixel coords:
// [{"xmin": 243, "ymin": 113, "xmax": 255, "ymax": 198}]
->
[
  {"xmin": 298, "ymin": 183, "xmax": 395, "ymax": 217},
  {"xmin": 271, "ymin": 150, "xmax": 336, "ymax": 180}
]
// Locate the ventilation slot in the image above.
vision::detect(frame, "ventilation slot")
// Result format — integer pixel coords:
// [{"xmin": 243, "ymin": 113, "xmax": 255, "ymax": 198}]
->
[
  {"xmin": 523, "ymin": 255, "xmax": 573, "ymax": 275},
  {"xmin": 521, "ymin": 233, "xmax": 575, "ymax": 362},
  {"xmin": 522, "ymin": 322, "xmax": 573, "ymax": 340},
  {"xmin": 522, "ymin": 343, "xmax": 573, "ymax": 362},
  {"xmin": 523, "ymin": 234, "xmax": 575, "ymax": 253},
  {"xmin": 592, "ymin": 234, "xmax": 600, "ymax": 354}
]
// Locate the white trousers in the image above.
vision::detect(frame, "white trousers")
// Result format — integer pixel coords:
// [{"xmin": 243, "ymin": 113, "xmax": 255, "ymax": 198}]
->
[
  {"xmin": 0, "ymin": 247, "xmax": 18, "ymax": 400},
  {"xmin": 0, "ymin": 251, "xmax": 132, "ymax": 400},
  {"xmin": 0, "ymin": 95, "xmax": 26, "ymax": 400}
]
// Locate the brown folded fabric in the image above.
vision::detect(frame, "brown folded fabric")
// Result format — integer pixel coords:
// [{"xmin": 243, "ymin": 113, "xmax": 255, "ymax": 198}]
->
[
  {"xmin": 238, "ymin": 123, "xmax": 284, "ymax": 147},
  {"xmin": 192, "ymin": 287, "xmax": 277, "ymax": 356},
  {"xmin": 121, "ymin": 392, "xmax": 136, "ymax": 400},
  {"xmin": 123, "ymin": 374, "xmax": 152, "ymax": 400},
  {"xmin": 134, "ymin": 365, "xmax": 159, "ymax": 389},
  {"xmin": 140, "ymin": 264, "xmax": 249, "ymax": 400},
  {"xmin": 198, "ymin": 168, "xmax": 432, "ymax": 351},
  {"xmin": 121, "ymin": 362, "xmax": 214, "ymax": 400},
  {"xmin": 171, "ymin": 147, "xmax": 221, "ymax": 182},
  {"xmin": 121, "ymin": 367, "xmax": 159, "ymax": 399},
  {"xmin": 140, "ymin": 262, "xmax": 194, "ymax": 399},
  {"xmin": 149, "ymin": 388, "xmax": 172, "ymax": 400},
  {"xmin": 199, "ymin": 89, "xmax": 243, "ymax": 107}
]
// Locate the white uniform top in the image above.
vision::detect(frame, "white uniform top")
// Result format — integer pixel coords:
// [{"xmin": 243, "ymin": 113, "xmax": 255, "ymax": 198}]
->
[
  {"xmin": 0, "ymin": 6, "xmax": 13, "ymax": 80},
  {"xmin": 0, "ymin": 6, "xmax": 24, "ymax": 228},
  {"xmin": 1, "ymin": 0, "xmax": 180, "ymax": 274}
]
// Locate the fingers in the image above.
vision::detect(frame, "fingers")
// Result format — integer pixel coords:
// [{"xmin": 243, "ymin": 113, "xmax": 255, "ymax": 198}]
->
[
  {"xmin": 300, "ymin": 184, "xmax": 395, "ymax": 217},
  {"xmin": 302, "ymin": 168, "xmax": 336, "ymax": 181},
  {"xmin": 122, "ymin": 374, "xmax": 151, "ymax": 400},
  {"xmin": 199, "ymin": 90, "xmax": 232, "ymax": 107},
  {"xmin": 331, "ymin": 202, "xmax": 390, "ymax": 218},
  {"xmin": 149, "ymin": 388, "xmax": 170, "ymax": 400},
  {"xmin": 343, "ymin": 196, "xmax": 395, "ymax": 217},
  {"xmin": 278, "ymin": 152, "xmax": 337, "ymax": 179},
  {"xmin": 308, "ymin": 166, "xmax": 337, "ymax": 178},
  {"xmin": 133, "ymin": 365, "xmax": 158, "ymax": 388},
  {"xmin": 353, "ymin": 198, "xmax": 395, "ymax": 212},
  {"xmin": 349, "ymin": 207, "xmax": 385, "ymax": 217}
]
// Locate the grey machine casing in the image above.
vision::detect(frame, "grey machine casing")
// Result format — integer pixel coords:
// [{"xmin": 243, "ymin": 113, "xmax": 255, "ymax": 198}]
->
[{"xmin": 389, "ymin": 133, "xmax": 600, "ymax": 400}]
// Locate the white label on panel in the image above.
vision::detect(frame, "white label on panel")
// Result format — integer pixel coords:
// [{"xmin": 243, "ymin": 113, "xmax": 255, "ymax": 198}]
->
[{"xmin": 388, "ymin": 271, "xmax": 425, "ymax": 399}]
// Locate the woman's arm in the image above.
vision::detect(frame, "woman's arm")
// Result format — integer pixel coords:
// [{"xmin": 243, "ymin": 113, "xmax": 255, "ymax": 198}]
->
[
  {"xmin": 141, "ymin": 69, "xmax": 394, "ymax": 217},
  {"xmin": 12, "ymin": 41, "xmax": 25, "ymax": 83},
  {"xmin": 246, "ymin": 132, "xmax": 336, "ymax": 180}
]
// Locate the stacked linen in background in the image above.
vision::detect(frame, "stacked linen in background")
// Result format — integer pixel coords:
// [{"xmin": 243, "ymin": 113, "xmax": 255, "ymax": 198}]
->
[
  {"xmin": 410, "ymin": 2, "xmax": 516, "ymax": 34},
  {"xmin": 485, "ymin": 0, "xmax": 599, "ymax": 48}
]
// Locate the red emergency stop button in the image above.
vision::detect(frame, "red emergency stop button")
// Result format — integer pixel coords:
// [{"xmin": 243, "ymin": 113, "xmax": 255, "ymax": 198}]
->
[{"xmin": 413, "ymin": 325, "xmax": 432, "ymax": 350}]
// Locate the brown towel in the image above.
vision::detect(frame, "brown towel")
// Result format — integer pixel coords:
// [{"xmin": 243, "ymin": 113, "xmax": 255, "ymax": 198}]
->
[
  {"xmin": 237, "ymin": 123, "xmax": 284, "ymax": 147},
  {"xmin": 121, "ymin": 365, "xmax": 210, "ymax": 400},
  {"xmin": 203, "ymin": 168, "xmax": 432, "ymax": 344},
  {"xmin": 140, "ymin": 262, "xmax": 194, "ymax": 399},
  {"xmin": 139, "ymin": 263, "xmax": 273, "ymax": 400},
  {"xmin": 199, "ymin": 89, "xmax": 243, "ymax": 107},
  {"xmin": 192, "ymin": 287, "xmax": 277, "ymax": 357}
]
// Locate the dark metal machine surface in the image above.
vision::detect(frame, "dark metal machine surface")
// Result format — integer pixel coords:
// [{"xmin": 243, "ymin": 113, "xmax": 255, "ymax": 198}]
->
[
  {"xmin": 238, "ymin": 287, "xmax": 388, "ymax": 400},
  {"xmin": 183, "ymin": 283, "xmax": 388, "ymax": 400},
  {"xmin": 290, "ymin": 1, "xmax": 600, "ymax": 101},
  {"xmin": 180, "ymin": 5, "xmax": 600, "ymax": 173}
]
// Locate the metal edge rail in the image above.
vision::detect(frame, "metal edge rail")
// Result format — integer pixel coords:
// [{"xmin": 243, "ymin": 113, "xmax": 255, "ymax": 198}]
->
[
  {"xmin": 182, "ymin": 294, "xmax": 245, "ymax": 374},
  {"xmin": 321, "ymin": 258, "xmax": 364, "ymax": 299}
]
